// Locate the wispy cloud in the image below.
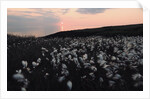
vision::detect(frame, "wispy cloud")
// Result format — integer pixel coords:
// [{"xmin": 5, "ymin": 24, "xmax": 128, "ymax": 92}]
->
[
  {"xmin": 7, "ymin": 8, "xmax": 56, "ymax": 17},
  {"xmin": 76, "ymin": 8, "xmax": 109, "ymax": 14}
]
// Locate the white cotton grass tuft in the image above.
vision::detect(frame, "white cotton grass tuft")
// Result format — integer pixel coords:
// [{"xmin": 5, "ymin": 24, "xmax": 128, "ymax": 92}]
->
[
  {"xmin": 99, "ymin": 77, "xmax": 104, "ymax": 86},
  {"xmin": 37, "ymin": 58, "xmax": 41, "ymax": 63},
  {"xmin": 106, "ymin": 72, "xmax": 113, "ymax": 78},
  {"xmin": 113, "ymin": 47, "xmax": 118, "ymax": 53},
  {"xmin": 53, "ymin": 48, "xmax": 58, "ymax": 53},
  {"xmin": 44, "ymin": 73, "xmax": 49, "ymax": 79},
  {"xmin": 32, "ymin": 61, "xmax": 39, "ymax": 68},
  {"xmin": 109, "ymin": 80, "xmax": 115, "ymax": 87},
  {"xmin": 46, "ymin": 57, "xmax": 49, "ymax": 61},
  {"xmin": 84, "ymin": 63, "xmax": 91, "ymax": 68},
  {"xmin": 42, "ymin": 52, "xmax": 45, "ymax": 56},
  {"xmin": 41, "ymin": 47, "xmax": 48, "ymax": 52},
  {"xmin": 67, "ymin": 80, "xmax": 72, "ymax": 90},
  {"xmin": 62, "ymin": 64, "xmax": 67, "ymax": 69},
  {"xmin": 90, "ymin": 66, "xmax": 97, "ymax": 72},
  {"xmin": 89, "ymin": 72, "xmax": 95, "ymax": 80},
  {"xmin": 13, "ymin": 73, "xmax": 25, "ymax": 82},
  {"xmin": 103, "ymin": 64, "xmax": 110, "ymax": 69},
  {"xmin": 90, "ymin": 60, "xmax": 95, "ymax": 64},
  {"xmin": 45, "ymin": 73, "xmax": 49, "ymax": 76},
  {"xmin": 111, "ymin": 56, "xmax": 116, "ymax": 61},
  {"xmin": 134, "ymin": 81, "xmax": 143, "ymax": 87},
  {"xmin": 58, "ymin": 76, "xmax": 65, "ymax": 83},
  {"xmin": 132, "ymin": 73, "xmax": 142, "ymax": 81},
  {"xmin": 24, "ymin": 79, "xmax": 29, "ymax": 88},
  {"xmin": 98, "ymin": 60, "xmax": 106, "ymax": 66},
  {"xmin": 68, "ymin": 55, "xmax": 72, "ymax": 60},
  {"xmin": 61, "ymin": 70, "xmax": 69, "ymax": 77},
  {"xmin": 97, "ymin": 54, "xmax": 103, "ymax": 60},
  {"xmin": 99, "ymin": 77, "xmax": 104, "ymax": 83},
  {"xmin": 112, "ymin": 74, "xmax": 121, "ymax": 80},
  {"xmin": 22, "ymin": 60, "xmax": 28, "ymax": 69},
  {"xmin": 16, "ymin": 69, "xmax": 22, "ymax": 73},
  {"xmin": 83, "ymin": 54, "xmax": 88, "ymax": 60},
  {"xmin": 21, "ymin": 87, "xmax": 26, "ymax": 91},
  {"xmin": 81, "ymin": 75, "xmax": 86, "ymax": 79}
]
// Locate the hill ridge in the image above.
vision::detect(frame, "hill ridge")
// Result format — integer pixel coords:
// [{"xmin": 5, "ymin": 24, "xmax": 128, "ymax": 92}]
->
[{"xmin": 44, "ymin": 24, "xmax": 143, "ymax": 38}]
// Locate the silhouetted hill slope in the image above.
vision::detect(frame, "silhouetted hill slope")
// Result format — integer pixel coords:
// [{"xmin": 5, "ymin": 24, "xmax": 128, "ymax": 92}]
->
[{"xmin": 44, "ymin": 24, "xmax": 143, "ymax": 38}]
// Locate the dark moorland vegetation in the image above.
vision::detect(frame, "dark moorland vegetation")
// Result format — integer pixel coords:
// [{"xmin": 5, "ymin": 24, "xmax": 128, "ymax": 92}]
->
[
  {"xmin": 7, "ymin": 24, "xmax": 143, "ymax": 91},
  {"xmin": 44, "ymin": 24, "xmax": 143, "ymax": 38}
]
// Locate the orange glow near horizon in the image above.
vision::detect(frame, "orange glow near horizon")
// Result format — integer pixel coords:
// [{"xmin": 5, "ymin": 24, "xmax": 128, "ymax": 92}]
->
[
  {"xmin": 61, "ymin": 22, "xmax": 64, "ymax": 31},
  {"xmin": 7, "ymin": 8, "xmax": 143, "ymax": 37}
]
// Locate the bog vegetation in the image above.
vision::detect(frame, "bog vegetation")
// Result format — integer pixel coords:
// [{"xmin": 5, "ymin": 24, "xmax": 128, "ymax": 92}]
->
[{"xmin": 7, "ymin": 24, "xmax": 143, "ymax": 91}]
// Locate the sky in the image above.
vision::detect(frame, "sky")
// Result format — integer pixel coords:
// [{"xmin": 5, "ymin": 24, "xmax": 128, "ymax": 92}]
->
[{"xmin": 7, "ymin": 8, "xmax": 143, "ymax": 37}]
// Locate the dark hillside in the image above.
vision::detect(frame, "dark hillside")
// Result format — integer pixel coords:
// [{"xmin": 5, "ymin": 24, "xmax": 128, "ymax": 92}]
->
[{"xmin": 44, "ymin": 24, "xmax": 143, "ymax": 38}]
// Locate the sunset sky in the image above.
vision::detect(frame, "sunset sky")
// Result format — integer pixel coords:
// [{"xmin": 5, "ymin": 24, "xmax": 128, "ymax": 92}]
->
[{"xmin": 7, "ymin": 8, "xmax": 143, "ymax": 37}]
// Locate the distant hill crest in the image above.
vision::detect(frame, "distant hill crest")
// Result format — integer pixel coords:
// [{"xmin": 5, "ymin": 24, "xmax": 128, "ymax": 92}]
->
[{"xmin": 44, "ymin": 24, "xmax": 143, "ymax": 38}]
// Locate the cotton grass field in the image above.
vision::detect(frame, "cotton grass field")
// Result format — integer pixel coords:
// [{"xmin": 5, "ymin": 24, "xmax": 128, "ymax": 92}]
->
[{"xmin": 7, "ymin": 33, "xmax": 143, "ymax": 91}]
